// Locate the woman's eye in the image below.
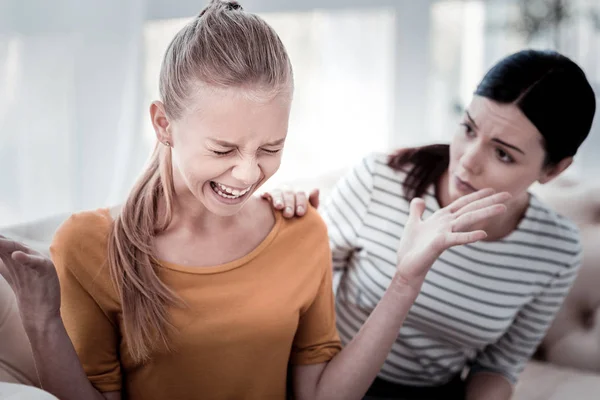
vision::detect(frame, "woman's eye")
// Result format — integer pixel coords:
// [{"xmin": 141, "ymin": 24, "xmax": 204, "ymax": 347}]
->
[
  {"xmin": 496, "ymin": 148, "xmax": 514, "ymax": 164},
  {"xmin": 461, "ymin": 123, "xmax": 475, "ymax": 137}
]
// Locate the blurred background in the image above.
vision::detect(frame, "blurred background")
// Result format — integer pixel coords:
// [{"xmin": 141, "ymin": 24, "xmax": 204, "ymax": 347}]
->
[{"xmin": 0, "ymin": 0, "xmax": 599, "ymax": 228}]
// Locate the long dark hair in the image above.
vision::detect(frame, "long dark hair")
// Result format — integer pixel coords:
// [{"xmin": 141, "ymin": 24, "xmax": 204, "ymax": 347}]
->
[{"xmin": 389, "ymin": 49, "xmax": 596, "ymax": 200}]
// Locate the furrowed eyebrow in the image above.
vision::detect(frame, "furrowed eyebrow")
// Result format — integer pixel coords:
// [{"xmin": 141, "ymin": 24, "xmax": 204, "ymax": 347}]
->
[
  {"xmin": 492, "ymin": 138, "xmax": 525, "ymax": 155},
  {"xmin": 465, "ymin": 111, "xmax": 478, "ymax": 129},
  {"xmin": 465, "ymin": 111, "xmax": 525, "ymax": 155}
]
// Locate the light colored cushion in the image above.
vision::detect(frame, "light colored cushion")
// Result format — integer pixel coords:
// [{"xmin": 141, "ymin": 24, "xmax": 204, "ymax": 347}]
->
[
  {"xmin": 0, "ymin": 212, "xmax": 72, "ymax": 257},
  {"xmin": 513, "ymin": 360, "xmax": 600, "ymax": 400},
  {"xmin": 532, "ymin": 178, "xmax": 600, "ymax": 372},
  {"xmin": 0, "ymin": 382, "xmax": 57, "ymax": 399},
  {"xmin": 0, "ymin": 275, "xmax": 37, "ymax": 386}
]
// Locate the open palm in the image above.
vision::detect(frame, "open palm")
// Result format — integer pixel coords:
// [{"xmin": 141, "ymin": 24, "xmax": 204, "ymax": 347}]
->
[{"xmin": 396, "ymin": 188, "xmax": 511, "ymax": 287}]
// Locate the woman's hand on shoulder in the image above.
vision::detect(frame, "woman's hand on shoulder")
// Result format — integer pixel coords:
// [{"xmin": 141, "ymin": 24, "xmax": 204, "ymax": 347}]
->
[{"xmin": 262, "ymin": 188, "xmax": 320, "ymax": 218}]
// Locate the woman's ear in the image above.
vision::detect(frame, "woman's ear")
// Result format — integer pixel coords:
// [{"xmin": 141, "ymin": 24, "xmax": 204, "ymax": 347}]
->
[
  {"xmin": 539, "ymin": 157, "xmax": 573, "ymax": 184},
  {"xmin": 150, "ymin": 101, "xmax": 173, "ymax": 146}
]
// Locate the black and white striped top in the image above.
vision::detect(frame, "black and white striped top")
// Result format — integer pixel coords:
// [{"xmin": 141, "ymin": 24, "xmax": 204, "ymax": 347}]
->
[{"xmin": 321, "ymin": 153, "xmax": 582, "ymax": 386}]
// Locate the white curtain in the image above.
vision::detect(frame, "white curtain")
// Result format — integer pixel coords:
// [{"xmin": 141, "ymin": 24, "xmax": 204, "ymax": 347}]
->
[{"xmin": 0, "ymin": 0, "xmax": 150, "ymax": 228}]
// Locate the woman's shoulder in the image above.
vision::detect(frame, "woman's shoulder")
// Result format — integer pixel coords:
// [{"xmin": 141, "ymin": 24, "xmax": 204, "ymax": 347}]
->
[
  {"xmin": 524, "ymin": 195, "xmax": 582, "ymax": 259},
  {"xmin": 278, "ymin": 205, "xmax": 329, "ymax": 243},
  {"xmin": 52, "ymin": 208, "xmax": 113, "ymax": 247},
  {"xmin": 355, "ymin": 152, "xmax": 417, "ymax": 199},
  {"xmin": 527, "ymin": 195, "xmax": 580, "ymax": 236},
  {"xmin": 357, "ymin": 151, "xmax": 389, "ymax": 173},
  {"xmin": 250, "ymin": 193, "xmax": 327, "ymax": 236},
  {"xmin": 50, "ymin": 208, "xmax": 114, "ymax": 277},
  {"xmin": 277, "ymin": 206, "xmax": 333, "ymax": 275},
  {"xmin": 334, "ymin": 152, "xmax": 410, "ymax": 197},
  {"xmin": 360, "ymin": 151, "xmax": 414, "ymax": 181}
]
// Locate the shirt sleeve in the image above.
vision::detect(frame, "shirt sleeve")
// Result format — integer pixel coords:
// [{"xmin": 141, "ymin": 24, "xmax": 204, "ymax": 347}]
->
[
  {"xmin": 50, "ymin": 213, "xmax": 122, "ymax": 393},
  {"xmin": 289, "ymin": 220, "xmax": 342, "ymax": 365},
  {"xmin": 469, "ymin": 244, "xmax": 583, "ymax": 384},
  {"xmin": 320, "ymin": 154, "xmax": 376, "ymax": 273}
]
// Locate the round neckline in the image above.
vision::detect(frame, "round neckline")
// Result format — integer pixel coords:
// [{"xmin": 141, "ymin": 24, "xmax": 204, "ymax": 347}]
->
[{"xmin": 157, "ymin": 210, "xmax": 283, "ymax": 275}]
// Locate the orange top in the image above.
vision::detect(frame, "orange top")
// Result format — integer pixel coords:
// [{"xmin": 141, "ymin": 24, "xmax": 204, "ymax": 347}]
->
[{"xmin": 49, "ymin": 206, "xmax": 341, "ymax": 400}]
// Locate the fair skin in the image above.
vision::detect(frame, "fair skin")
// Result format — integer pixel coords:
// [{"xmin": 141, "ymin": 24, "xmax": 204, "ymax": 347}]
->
[
  {"xmin": 269, "ymin": 96, "xmax": 573, "ymax": 400},
  {"xmin": 0, "ymin": 89, "xmax": 510, "ymax": 400},
  {"xmin": 439, "ymin": 95, "xmax": 572, "ymax": 242},
  {"xmin": 152, "ymin": 87, "xmax": 292, "ymax": 267}
]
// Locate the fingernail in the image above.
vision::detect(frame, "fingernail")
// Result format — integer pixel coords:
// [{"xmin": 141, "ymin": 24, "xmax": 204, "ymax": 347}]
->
[
  {"xmin": 285, "ymin": 206, "xmax": 293, "ymax": 215},
  {"xmin": 297, "ymin": 206, "xmax": 304, "ymax": 214},
  {"xmin": 275, "ymin": 200, "xmax": 283, "ymax": 207}
]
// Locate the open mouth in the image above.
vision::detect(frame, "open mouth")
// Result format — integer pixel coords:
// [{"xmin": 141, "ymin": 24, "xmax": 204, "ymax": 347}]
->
[{"xmin": 209, "ymin": 181, "xmax": 253, "ymax": 200}]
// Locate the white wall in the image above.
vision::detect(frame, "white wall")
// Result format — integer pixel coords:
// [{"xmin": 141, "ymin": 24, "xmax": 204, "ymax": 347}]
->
[{"xmin": 146, "ymin": 0, "xmax": 435, "ymax": 148}]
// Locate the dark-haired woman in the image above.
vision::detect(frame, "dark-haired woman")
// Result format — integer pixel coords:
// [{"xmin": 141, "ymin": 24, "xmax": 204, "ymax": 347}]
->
[{"xmin": 267, "ymin": 49, "xmax": 596, "ymax": 399}]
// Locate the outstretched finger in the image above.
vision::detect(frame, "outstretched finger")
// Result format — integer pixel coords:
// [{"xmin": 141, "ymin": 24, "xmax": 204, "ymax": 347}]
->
[
  {"xmin": 447, "ymin": 188, "xmax": 495, "ymax": 214},
  {"xmin": 408, "ymin": 198, "xmax": 427, "ymax": 224},
  {"xmin": 11, "ymin": 251, "xmax": 49, "ymax": 268},
  {"xmin": 282, "ymin": 190, "xmax": 296, "ymax": 218},
  {"xmin": 261, "ymin": 192, "xmax": 272, "ymax": 202},
  {"xmin": 448, "ymin": 230, "xmax": 488, "ymax": 246},
  {"xmin": 265, "ymin": 189, "xmax": 284, "ymax": 210},
  {"xmin": 0, "ymin": 238, "xmax": 32, "ymax": 256},
  {"xmin": 453, "ymin": 192, "xmax": 511, "ymax": 218},
  {"xmin": 308, "ymin": 189, "xmax": 320, "ymax": 209},
  {"xmin": 452, "ymin": 204, "xmax": 507, "ymax": 232},
  {"xmin": 295, "ymin": 191, "xmax": 308, "ymax": 216}
]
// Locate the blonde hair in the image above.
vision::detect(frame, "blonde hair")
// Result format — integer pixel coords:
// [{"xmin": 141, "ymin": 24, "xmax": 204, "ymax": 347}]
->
[{"xmin": 107, "ymin": 0, "xmax": 293, "ymax": 363}]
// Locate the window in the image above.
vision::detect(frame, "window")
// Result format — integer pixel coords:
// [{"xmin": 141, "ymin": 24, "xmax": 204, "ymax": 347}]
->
[
  {"xmin": 428, "ymin": 0, "xmax": 600, "ymax": 176},
  {"xmin": 143, "ymin": 8, "xmax": 396, "ymax": 191}
]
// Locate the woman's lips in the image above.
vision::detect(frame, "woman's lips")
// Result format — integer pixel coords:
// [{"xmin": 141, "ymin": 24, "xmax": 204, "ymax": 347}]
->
[{"xmin": 454, "ymin": 175, "xmax": 477, "ymax": 193}]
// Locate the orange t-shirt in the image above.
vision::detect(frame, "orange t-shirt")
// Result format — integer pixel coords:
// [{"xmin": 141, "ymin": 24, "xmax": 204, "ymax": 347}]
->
[{"xmin": 49, "ymin": 206, "xmax": 341, "ymax": 400}]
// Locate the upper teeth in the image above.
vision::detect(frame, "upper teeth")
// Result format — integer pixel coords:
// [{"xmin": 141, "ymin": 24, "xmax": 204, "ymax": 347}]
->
[{"xmin": 215, "ymin": 182, "xmax": 251, "ymax": 197}]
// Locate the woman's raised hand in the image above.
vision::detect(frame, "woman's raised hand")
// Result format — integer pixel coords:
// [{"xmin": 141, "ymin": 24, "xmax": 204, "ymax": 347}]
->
[{"xmin": 395, "ymin": 189, "xmax": 511, "ymax": 288}]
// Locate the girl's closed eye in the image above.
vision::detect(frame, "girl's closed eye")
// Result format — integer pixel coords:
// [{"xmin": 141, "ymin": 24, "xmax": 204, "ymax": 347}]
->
[
  {"xmin": 262, "ymin": 148, "xmax": 281, "ymax": 154},
  {"xmin": 210, "ymin": 149, "xmax": 234, "ymax": 156}
]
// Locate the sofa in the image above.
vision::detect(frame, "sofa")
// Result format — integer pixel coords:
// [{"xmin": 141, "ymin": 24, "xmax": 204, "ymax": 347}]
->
[
  {"xmin": 0, "ymin": 175, "xmax": 599, "ymax": 399},
  {"xmin": 0, "ymin": 251, "xmax": 57, "ymax": 398},
  {"xmin": 512, "ymin": 177, "xmax": 600, "ymax": 399}
]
